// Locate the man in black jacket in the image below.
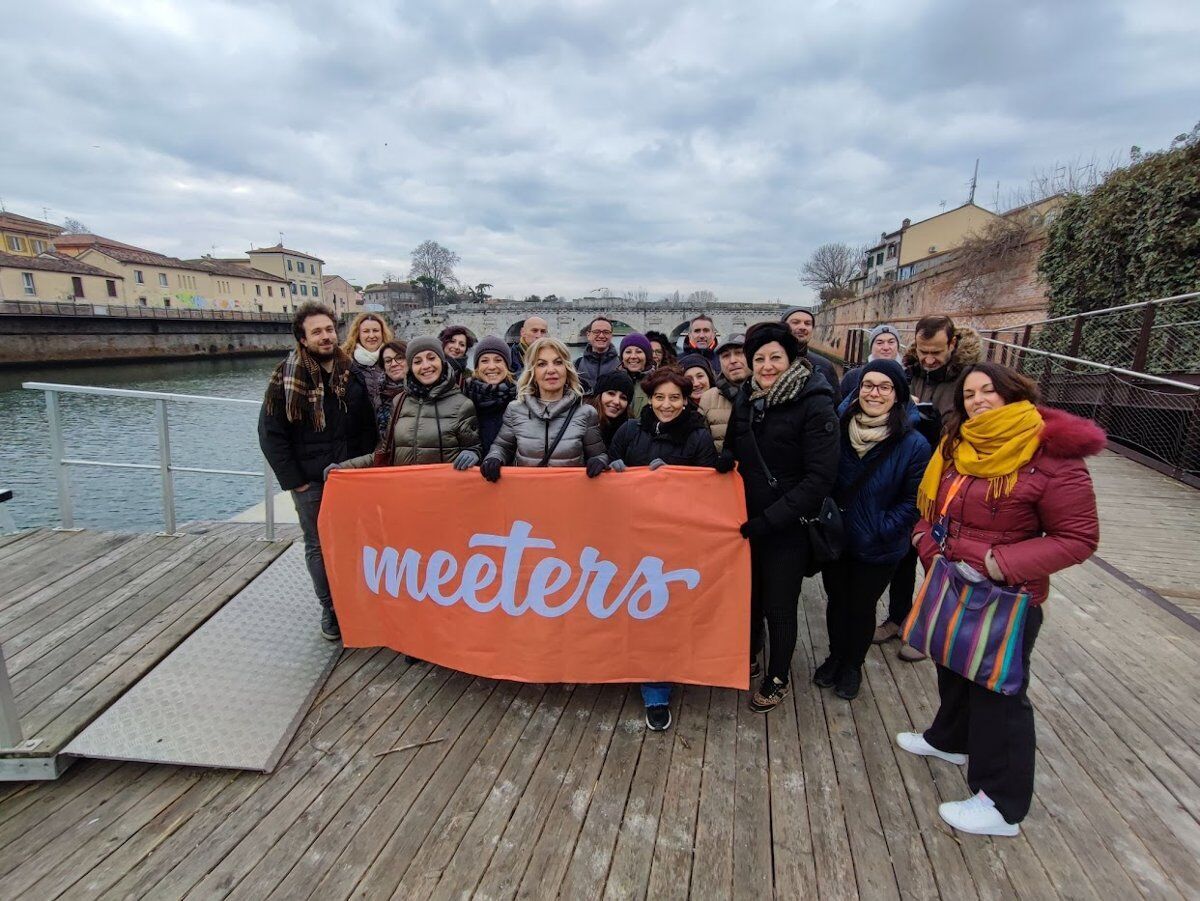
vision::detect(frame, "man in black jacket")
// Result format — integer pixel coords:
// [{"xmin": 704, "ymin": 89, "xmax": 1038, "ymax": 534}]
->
[
  {"xmin": 574, "ymin": 315, "xmax": 619, "ymax": 393},
  {"xmin": 258, "ymin": 302, "xmax": 378, "ymax": 640},
  {"xmin": 781, "ymin": 305, "xmax": 842, "ymax": 405}
]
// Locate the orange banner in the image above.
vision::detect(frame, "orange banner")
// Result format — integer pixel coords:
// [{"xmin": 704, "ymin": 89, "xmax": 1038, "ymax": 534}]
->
[{"xmin": 318, "ymin": 465, "xmax": 750, "ymax": 688}]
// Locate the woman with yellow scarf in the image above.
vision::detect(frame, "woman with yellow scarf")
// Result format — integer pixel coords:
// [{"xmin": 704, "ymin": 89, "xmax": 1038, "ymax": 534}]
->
[{"xmin": 897, "ymin": 363, "xmax": 1104, "ymax": 838}]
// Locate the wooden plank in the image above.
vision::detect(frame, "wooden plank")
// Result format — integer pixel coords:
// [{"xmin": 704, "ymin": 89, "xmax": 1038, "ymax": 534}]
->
[
  {"xmin": 690, "ymin": 687, "xmax": 737, "ymax": 898},
  {"xmin": 558, "ymin": 688, "xmax": 646, "ymax": 899},
  {"xmin": 0, "ymin": 528, "xmax": 40, "ymax": 554},
  {"xmin": 0, "ymin": 531, "xmax": 126, "ymax": 602},
  {"xmin": 731, "ymin": 701, "xmax": 773, "ymax": 901},
  {"xmin": 0, "ymin": 760, "xmax": 122, "ymax": 842},
  {"xmin": 0, "ymin": 531, "xmax": 140, "ymax": 617}
]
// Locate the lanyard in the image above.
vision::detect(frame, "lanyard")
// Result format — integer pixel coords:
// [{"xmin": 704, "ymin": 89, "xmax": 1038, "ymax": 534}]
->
[{"xmin": 930, "ymin": 473, "xmax": 969, "ymax": 548}]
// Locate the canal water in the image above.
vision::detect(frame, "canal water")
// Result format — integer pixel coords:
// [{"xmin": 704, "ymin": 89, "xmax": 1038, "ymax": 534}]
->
[{"xmin": 0, "ymin": 356, "xmax": 280, "ymax": 532}]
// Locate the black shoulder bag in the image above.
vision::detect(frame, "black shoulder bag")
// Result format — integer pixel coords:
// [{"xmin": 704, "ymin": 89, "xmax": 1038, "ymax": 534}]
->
[{"xmin": 538, "ymin": 399, "xmax": 580, "ymax": 467}]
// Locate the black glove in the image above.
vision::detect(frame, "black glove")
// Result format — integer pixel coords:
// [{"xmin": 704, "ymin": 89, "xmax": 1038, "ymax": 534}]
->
[
  {"xmin": 586, "ymin": 458, "xmax": 606, "ymax": 478},
  {"xmin": 480, "ymin": 457, "xmax": 502, "ymax": 482},
  {"xmin": 740, "ymin": 518, "xmax": 770, "ymax": 539},
  {"xmin": 714, "ymin": 452, "xmax": 735, "ymax": 474}
]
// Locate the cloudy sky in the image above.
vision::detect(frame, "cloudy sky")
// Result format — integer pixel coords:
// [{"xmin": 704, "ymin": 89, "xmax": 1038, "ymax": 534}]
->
[{"xmin": 2, "ymin": 0, "xmax": 1197, "ymax": 303}]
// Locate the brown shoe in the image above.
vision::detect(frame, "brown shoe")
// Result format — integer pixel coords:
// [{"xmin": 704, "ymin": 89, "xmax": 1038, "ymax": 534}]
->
[
  {"xmin": 749, "ymin": 677, "xmax": 790, "ymax": 713},
  {"xmin": 873, "ymin": 621, "xmax": 901, "ymax": 644},
  {"xmin": 898, "ymin": 643, "xmax": 927, "ymax": 662}
]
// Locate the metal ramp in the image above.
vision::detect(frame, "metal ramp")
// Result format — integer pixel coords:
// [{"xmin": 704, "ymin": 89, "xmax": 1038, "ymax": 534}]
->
[{"xmin": 65, "ymin": 543, "xmax": 340, "ymax": 772}]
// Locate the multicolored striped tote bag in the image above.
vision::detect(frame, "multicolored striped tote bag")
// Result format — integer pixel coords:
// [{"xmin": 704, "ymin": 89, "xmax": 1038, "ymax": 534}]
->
[{"xmin": 901, "ymin": 556, "xmax": 1030, "ymax": 696}]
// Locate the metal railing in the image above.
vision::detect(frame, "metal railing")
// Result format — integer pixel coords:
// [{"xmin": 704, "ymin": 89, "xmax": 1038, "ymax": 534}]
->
[
  {"xmin": 22, "ymin": 382, "xmax": 275, "ymax": 539},
  {"xmin": 1, "ymin": 300, "xmax": 293, "ymax": 322}
]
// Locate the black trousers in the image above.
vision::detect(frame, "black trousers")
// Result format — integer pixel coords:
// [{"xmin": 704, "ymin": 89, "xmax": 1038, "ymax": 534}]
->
[
  {"xmin": 822, "ymin": 558, "xmax": 897, "ymax": 669},
  {"xmin": 923, "ymin": 606, "xmax": 1044, "ymax": 824},
  {"xmin": 749, "ymin": 529, "xmax": 807, "ymax": 684},
  {"xmin": 886, "ymin": 546, "xmax": 919, "ymax": 625}
]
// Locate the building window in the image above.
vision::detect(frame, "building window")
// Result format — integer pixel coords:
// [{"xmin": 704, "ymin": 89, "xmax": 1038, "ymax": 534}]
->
[
  {"xmin": 290, "ymin": 281, "xmax": 297, "ymax": 295},
  {"xmin": 163, "ymin": 297, "xmax": 171, "ymax": 307},
  {"xmin": 886, "ymin": 245, "xmax": 896, "ymax": 259},
  {"xmin": 33, "ymin": 240, "xmax": 46, "ymax": 254},
  {"xmin": 135, "ymin": 269, "xmax": 145, "ymax": 284},
  {"xmin": 6, "ymin": 236, "xmax": 24, "ymax": 252},
  {"xmin": 159, "ymin": 273, "xmax": 168, "ymax": 287},
  {"xmin": 22, "ymin": 272, "xmax": 35, "ymax": 295},
  {"xmin": 268, "ymin": 286, "xmax": 273, "ymax": 297},
  {"xmin": 106, "ymin": 279, "xmax": 117, "ymax": 298},
  {"xmin": 875, "ymin": 252, "xmax": 883, "ymax": 265},
  {"xmin": 256, "ymin": 303, "xmax": 263, "ymax": 312},
  {"xmin": 139, "ymin": 297, "xmax": 148, "ymax": 306},
  {"xmin": 255, "ymin": 284, "xmax": 261, "ymax": 295},
  {"xmin": 312, "ymin": 285, "xmax": 319, "ymax": 297},
  {"xmin": 72, "ymin": 276, "xmax": 85, "ymax": 297},
  {"xmin": 300, "ymin": 284, "xmax": 308, "ymax": 296},
  {"xmin": 287, "ymin": 259, "xmax": 293, "ymax": 271}
]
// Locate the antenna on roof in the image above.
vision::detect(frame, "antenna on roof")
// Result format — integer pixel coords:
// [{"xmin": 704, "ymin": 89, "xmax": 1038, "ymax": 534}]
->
[
  {"xmin": 278, "ymin": 231, "xmax": 284, "ymax": 246},
  {"xmin": 967, "ymin": 158, "xmax": 979, "ymax": 204},
  {"xmin": 939, "ymin": 200, "xmax": 946, "ymax": 212},
  {"xmin": 0, "ymin": 197, "xmax": 6, "ymax": 212},
  {"xmin": 43, "ymin": 207, "xmax": 51, "ymax": 221}
]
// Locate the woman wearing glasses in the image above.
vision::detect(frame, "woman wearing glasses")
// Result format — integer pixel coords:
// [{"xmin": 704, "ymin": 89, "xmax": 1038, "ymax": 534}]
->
[{"xmin": 815, "ymin": 359, "xmax": 931, "ymax": 700}]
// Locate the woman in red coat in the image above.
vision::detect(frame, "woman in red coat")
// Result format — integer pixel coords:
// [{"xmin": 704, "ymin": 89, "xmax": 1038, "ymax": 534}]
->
[{"xmin": 896, "ymin": 362, "xmax": 1104, "ymax": 837}]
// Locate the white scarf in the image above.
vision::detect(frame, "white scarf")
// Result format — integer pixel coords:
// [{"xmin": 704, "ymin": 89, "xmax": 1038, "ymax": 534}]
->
[
  {"xmin": 354, "ymin": 344, "xmax": 381, "ymax": 366},
  {"xmin": 848, "ymin": 410, "xmax": 891, "ymax": 457}
]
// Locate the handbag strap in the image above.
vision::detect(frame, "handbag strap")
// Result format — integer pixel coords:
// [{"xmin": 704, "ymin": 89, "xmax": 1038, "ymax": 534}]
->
[
  {"xmin": 538, "ymin": 398, "xmax": 580, "ymax": 467},
  {"xmin": 744, "ymin": 417, "xmax": 779, "ymax": 490},
  {"xmin": 375, "ymin": 390, "xmax": 408, "ymax": 465}
]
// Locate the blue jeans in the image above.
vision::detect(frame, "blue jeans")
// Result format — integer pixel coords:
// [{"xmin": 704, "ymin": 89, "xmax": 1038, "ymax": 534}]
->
[{"xmin": 640, "ymin": 682, "xmax": 671, "ymax": 707}]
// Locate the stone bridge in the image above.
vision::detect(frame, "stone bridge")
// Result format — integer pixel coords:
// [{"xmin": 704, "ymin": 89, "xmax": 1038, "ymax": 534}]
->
[{"xmin": 387, "ymin": 301, "xmax": 792, "ymax": 348}]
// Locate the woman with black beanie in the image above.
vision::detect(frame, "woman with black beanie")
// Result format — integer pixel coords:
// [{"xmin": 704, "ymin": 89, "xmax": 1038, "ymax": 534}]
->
[
  {"xmin": 816, "ymin": 359, "xmax": 931, "ymax": 700},
  {"xmin": 588, "ymin": 369, "xmax": 635, "ymax": 449},
  {"xmin": 718, "ymin": 321, "xmax": 840, "ymax": 712}
]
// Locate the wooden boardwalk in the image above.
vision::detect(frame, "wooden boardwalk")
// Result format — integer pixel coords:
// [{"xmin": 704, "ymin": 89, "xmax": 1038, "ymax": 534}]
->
[{"xmin": 0, "ymin": 452, "xmax": 1197, "ymax": 898}]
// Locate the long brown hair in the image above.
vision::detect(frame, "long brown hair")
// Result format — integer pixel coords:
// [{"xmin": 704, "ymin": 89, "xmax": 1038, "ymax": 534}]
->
[{"xmin": 941, "ymin": 362, "xmax": 1040, "ymax": 458}]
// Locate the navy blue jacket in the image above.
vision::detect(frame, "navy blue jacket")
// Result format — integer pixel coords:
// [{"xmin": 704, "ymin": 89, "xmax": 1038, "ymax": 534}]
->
[{"xmin": 835, "ymin": 423, "xmax": 931, "ymax": 565}]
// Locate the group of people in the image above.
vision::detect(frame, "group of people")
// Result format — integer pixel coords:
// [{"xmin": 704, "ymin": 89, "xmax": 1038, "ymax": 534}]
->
[{"xmin": 259, "ymin": 301, "xmax": 1103, "ymax": 838}]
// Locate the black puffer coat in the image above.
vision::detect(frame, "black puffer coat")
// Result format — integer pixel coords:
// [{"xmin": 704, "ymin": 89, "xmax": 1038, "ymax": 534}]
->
[
  {"xmin": 609, "ymin": 407, "xmax": 719, "ymax": 468},
  {"xmin": 724, "ymin": 375, "xmax": 840, "ymax": 530}
]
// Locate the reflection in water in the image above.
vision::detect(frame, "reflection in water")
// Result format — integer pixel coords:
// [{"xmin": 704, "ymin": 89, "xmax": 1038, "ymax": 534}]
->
[{"xmin": 0, "ymin": 356, "xmax": 281, "ymax": 532}]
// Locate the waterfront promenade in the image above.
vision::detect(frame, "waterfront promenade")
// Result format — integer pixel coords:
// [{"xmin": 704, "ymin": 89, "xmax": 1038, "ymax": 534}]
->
[{"xmin": 0, "ymin": 451, "xmax": 1197, "ymax": 898}]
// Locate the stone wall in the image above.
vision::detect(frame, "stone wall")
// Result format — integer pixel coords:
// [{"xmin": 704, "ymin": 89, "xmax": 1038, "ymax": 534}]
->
[{"xmin": 814, "ymin": 233, "xmax": 1052, "ymax": 361}]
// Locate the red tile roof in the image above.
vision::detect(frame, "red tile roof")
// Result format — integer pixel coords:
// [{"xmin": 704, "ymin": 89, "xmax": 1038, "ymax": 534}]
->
[
  {"xmin": 0, "ymin": 251, "xmax": 124, "ymax": 278},
  {"xmin": 247, "ymin": 244, "xmax": 325, "ymax": 263},
  {"xmin": 184, "ymin": 257, "xmax": 288, "ymax": 282},
  {"xmin": 0, "ymin": 212, "xmax": 64, "ymax": 237}
]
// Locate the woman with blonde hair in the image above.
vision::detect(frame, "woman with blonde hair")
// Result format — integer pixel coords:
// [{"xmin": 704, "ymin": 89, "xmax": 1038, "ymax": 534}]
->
[
  {"xmin": 481, "ymin": 337, "xmax": 609, "ymax": 477},
  {"xmin": 341, "ymin": 312, "xmax": 395, "ymax": 413}
]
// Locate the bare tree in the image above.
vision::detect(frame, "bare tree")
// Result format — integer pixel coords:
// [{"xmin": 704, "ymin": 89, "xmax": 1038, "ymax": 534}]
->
[
  {"xmin": 623, "ymin": 288, "xmax": 649, "ymax": 303},
  {"xmin": 409, "ymin": 240, "xmax": 460, "ymax": 287},
  {"xmin": 686, "ymin": 289, "xmax": 719, "ymax": 306},
  {"xmin": 799, "ymin": 243, "xmax": 859, "ymax": 297},
  {"xmin": 62, "ymin": 217, "xmax": 90, "ymax": 234}
]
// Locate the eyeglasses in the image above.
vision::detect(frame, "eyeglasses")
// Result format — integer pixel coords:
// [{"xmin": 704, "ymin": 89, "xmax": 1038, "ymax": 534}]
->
[
  {"xmin": 589, "ymin": 328, "xmax": 612, "ymax": 336},
  {"xmin": 861, "ymin": 382, "xmax": 895, "ymax": 396}
]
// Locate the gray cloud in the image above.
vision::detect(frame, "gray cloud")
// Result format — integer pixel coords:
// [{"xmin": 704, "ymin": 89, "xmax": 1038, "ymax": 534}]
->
[{"xmin": 2, "ymin": 0, "xmax": 1197, "ymax": 301}]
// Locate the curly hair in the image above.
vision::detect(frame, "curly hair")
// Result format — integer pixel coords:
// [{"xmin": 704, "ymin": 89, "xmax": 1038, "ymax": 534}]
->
[
  {"xmin": 340, "ymin": 312, "xmax": 394, "ymax": 354},
  {"xmin": 438, "ymin": 324, "xmax": 477, "ymax": 349}
]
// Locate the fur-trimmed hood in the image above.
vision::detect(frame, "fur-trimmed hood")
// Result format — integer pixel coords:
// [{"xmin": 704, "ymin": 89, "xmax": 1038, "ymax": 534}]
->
[
  {"xmin": 903, "ymin": 325, "xmax": 983, "ymax": 381},
  {"xmin": 1038, "ymin": 406, "xmax": 1106, "ymax": 459}
]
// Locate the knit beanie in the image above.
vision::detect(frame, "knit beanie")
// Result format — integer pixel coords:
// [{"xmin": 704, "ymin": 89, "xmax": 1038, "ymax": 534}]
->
[
  {"xmin": 867, "ymin": 323, "xmax": 902, "ymax": 356},
  {"xmin": 780, "ymin": 305, "xmax": 815, "ymax": 325},
  {"xmin": 593, "ymin": 369, "xmax": 635, "ymax": 401},
  {"xmin": 405, "ymin": 335, "xmax": 445, "ymax": 366},
  {"xmin": 857, "ymin": 358, "xmax": 910, "ymax": 405},
  {"xmin": 619, "ymin": 332, "xmax": 654, "ymax": 360},
  {"xmin": 677, "ymin": 353, "xmax": 717, "ymax": 385},
  {"xmin": 473, "ymin": 335, "xmax": 512, "ymax": 370},
  {"xmin": 744, "ymin": 321, "xmax": 800, "ymax": 363}
]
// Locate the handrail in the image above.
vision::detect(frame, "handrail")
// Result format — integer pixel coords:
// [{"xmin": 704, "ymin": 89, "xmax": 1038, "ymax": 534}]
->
[
  {"xmin": 978, "ymin": 338, "xmax": 1200, "ymax": 391},
  {"xmin": 21, "ymin": 382, "xmax": 274, "ymax": 539},
  {"xmin": 1011, "ymin": 291, "xmax": 1200, "ymax": 328}
]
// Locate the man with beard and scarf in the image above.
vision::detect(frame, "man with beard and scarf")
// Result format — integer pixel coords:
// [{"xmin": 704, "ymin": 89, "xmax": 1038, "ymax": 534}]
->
[
  {"xmin": 259, "ymin": 302, "xmax": 378, "ymax": 641},
  {"xmin": 781, "ymin": 305, "xmax": 842, "ymax": 405},
  {"xmin": 698, "ymin": 333, "xmax": 749, "ymax": 452},
  {"xmin": 607, "ymin": 367, "xmax": 719, "ymax": 731}
]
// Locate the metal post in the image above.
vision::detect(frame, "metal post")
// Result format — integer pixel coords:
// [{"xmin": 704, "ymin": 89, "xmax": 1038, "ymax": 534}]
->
[
  {"xmin": 263, "ymin": 460, "xmax": 276, "ymax": 542},
  {"xmin": 987, "ymin": 331, "xmax": 998, "ymax": 362},
  {"xmin": 1131, "ymin": 303, "xmax": 1157, "ymax": 373},
  {"xmin": 0, "ymin": 645, "xmax": 22, "ymax": 747},
  {"xmin": 45, "ymin": 390, "xmax": 73, "ymax": 529},
  {"xmin": 155, "ymin": 399, "xmax": 177, "ymax": 535}
]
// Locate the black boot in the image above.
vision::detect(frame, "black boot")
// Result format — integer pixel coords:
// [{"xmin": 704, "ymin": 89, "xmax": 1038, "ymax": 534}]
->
[
  {"xmin": 812, "ymin": 655, "xmax": 841, "ymax": 688},
  {"xmin": 320, "ymin": 607, "xmax": 341, "ymax": 641},
  {"xmin": 834, "ymin": 664, "xmax": 862, "ymax": 700}
]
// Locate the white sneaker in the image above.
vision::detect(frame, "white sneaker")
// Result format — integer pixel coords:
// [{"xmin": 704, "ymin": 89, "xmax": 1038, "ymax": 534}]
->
[
  {"xmin": 939, "ymin": 791, "xmax": 1020, "ymax": 837},
  {"xmin": 896, "ymin": 731, "xmax": 968, "ymax": 766}
]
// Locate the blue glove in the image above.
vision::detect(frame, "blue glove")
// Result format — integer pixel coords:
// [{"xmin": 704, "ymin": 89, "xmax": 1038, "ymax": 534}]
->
[
  {"xmin": 480, "ymin": 457, "xmax": 502, "ymax": 482},
  {"xmin": 608, "ymin": 459, "xmax": 627, "ymax": 473},
  {"xmin": 453, "ymin": 450, "xmax": 479, "ymax": 471},
  {"xmin": 714, "ymin": 452, "xmax": 735, "ymax": 474},
  {"xmin": 648, "ymin": 458, "xmax": 667, "ymax": 471},
  {"xmin": 586, "ymin": 458, "xmax": 606, "ymax": 478}
]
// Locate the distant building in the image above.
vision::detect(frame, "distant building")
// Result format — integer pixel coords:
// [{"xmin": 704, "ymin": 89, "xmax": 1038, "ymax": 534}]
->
[
  {"xmin": 245, "ymin": 245, "xmax": 324, "ymax": 309},
  {"xmin": 0, "ymin": 250, "xmax": 124, "ymax": 303},
  {"xmin": 0, "ymin": 211, "xmax": 64, "ymax": 257},
  {"xmin": 322, "ymin": 274, "xmax": 359, "ymax": 315},
  {"xmin": 184, "ymin": 256, "xmax": 291, "ymax": 313},
  {"xmin": 857, "ymin": 202, "xmax": 1002, "ymax": 292},
  {"xmin": 363, "ymin": 280, "xmax": 421, "ymax": 311}
]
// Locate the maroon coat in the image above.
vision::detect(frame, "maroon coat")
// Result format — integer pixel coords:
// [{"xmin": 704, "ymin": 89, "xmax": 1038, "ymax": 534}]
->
[{"xmin": 914, "ymin": 407, "xmax": 1105, "ymax": 605}]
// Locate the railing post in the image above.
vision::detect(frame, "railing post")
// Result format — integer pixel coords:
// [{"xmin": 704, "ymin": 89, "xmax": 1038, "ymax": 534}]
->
[
  {"xmin": 0, "ymin": 645, "xmax": 22, "ymax": 748},
  {"xmin": 987, "ymin": 331, "xmax": 998, "ymax": 362},
  {"xmin": 155, "ymin": 399, "xmax": 177, "ymax": 535},
  {"xmin": 263, "ymin": 460, "xmax": 275, "ymax": 542},
  {"xmin": 1131, "ymin": 303, "xmax": 1157, "ymax": 372},
  {"xmin": 45, "ymin": 390, "xmax": 74, "ymax": 529},
  {"xmin": 1067, "ymin": 317, "xmax": 1085, "ymax": 372}
]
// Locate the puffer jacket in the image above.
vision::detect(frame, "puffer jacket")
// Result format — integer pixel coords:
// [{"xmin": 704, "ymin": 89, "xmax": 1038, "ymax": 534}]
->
[
  {"xmin": 574, "ymin": 347, "xmax": 620, "ymax": 394},
  {"xmin": 485, "ymin": 392, "xmax": 609, "ymax": 467},
  {"xmin": 342, "ymin": 377, "xmax": 479, "ymax": 467},
  {"xmin": 904, "ymin": 326, "xmax": 983, "ymax": 417},
  {"xmin": 698, "ymin": 379, "xmax": 742, "ymax": 451},
  {"xmin": 914, "ymin": 406, "xmax": 1104, "ymax": 605},
  {"xmin": 609, "ymin": 407, "xmax": 718, "ymax": 468},
  {"xmin": 835, "ymin": 422, "xmax": 931, "ymax": 565},
  {"xmin": 725, "ymin": 371, "xmax": 840, "ymax": 530},
  {"xmin": 804, "ymin": 350, "xmax": 842, "ymax": 406}
]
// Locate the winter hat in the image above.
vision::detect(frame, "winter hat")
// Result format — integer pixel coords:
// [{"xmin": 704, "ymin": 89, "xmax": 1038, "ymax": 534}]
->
[
  {"xmin": 473, "ymin": 335, "xmax": 512, "ymax": 370},
  {"xmin": 857, "ymin": 358, "xmax": 910, "ymax": 406},
  {"xmin": 744, "ymin": 321, "xmax": 801, "ymax": 364},
  {"xmin": 405, "ymin": 335, "xmax": 445, "ymax": 366},
  {"xmin": 619, "ymin": 332, "xmax": 654, "ymax": 360},
  {"xmin": 593, "ymin": 369, "xmax": 635, "ymax": 401},
  {"xmin": 867, "ymin": 323, "xmax": 902, "ymax": 356},
  {"xmin": 677, "ymin": 353, "xmax": 717, "ymax": 385},
  {"xmin": 780, "ymin": 305, "xmax": 815, "ymax": 325},
  {"xmin": 714, "ymin": 333, "xmax": 746, "ymax": 356}
]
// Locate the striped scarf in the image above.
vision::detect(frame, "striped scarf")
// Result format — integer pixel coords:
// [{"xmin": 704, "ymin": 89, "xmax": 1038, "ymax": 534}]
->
[
  {"xmin": 263, "ymin": 345, "xmax": 351, "ymax": 432},
  {"xmin": 749, "ymin": 356, "xmax": 812, "ymax": 408}
]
